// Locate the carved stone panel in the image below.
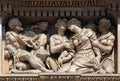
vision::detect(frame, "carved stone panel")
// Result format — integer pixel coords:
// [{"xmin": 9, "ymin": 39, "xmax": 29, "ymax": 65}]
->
[
  {"xmin": 0, "ymin": 0, "xmax": 120, "ymax": 81},
  {"xmin": 3, "ymin": 17, "xmax": 116, "ymax": 74}
]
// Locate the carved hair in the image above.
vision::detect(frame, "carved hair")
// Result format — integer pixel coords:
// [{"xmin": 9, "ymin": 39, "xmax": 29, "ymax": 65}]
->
[
  {"xmin": 85, "ymin": 23, "xmax": 97, "ymax": 32},
  {"xmin": 31, "ymin": 22, "xmax": 48, "ymax": 31},
  {"xmin": 55, "ymin": 18, "xmax": 67, "ymax": 29},
  {"xmin": 99, "ymin": 18, "xmax": 111, "ymax": 30},
  {"xmin": 38, "ymin": 22, "xmax": 48, "ymax": 31},
  {"xmin": 8, "ymin": 18, "xmax": 22, "ymax": 30},
  {"xmin": 67, "ymin": 18, "xmax": 81, "ymax": 28}
]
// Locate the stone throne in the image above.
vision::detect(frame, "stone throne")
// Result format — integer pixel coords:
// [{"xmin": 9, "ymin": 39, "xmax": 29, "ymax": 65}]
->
[{"xmin": 0, "ymin": 0, "xmax": 120, "ymax": 81}]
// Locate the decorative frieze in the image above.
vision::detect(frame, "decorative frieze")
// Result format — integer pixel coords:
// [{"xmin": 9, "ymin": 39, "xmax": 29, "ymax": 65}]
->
[
  {"xmin": 0, "ymin": 0, "xmax": 120, "ymax": 17},
  {"xmin": 0, "ymin": 0, "xmax": 120, "ymax": 81},
  {"xmin": 14, "ymin": 0, "xmax": 105, "ymax": 7},
  {"xmin": 13, "ymin": 9, "xmax": 106, "ymax": 17}
]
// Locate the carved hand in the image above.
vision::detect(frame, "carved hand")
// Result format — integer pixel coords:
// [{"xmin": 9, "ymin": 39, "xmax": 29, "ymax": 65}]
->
[
  {"xmin": 63, "ymin": 42, "xmax": 71, "ymax": 49},
  {"xmin": 92, "ymin": 40, "xmax": 99, "ymax": 47},
  {"xmin": 58, "ymin": 54, "xmax": 72, "ymax": 66},
  {"xmin": 62, "ymin": 54, "xmax": 72, "ymax": 63},
  {"xmin": 101, "ymin": 40, "xmax": 107, "ymax": 45},
  {"xmin": 58, "ymin": 51, "xmax": 68, "ymax": 65}
]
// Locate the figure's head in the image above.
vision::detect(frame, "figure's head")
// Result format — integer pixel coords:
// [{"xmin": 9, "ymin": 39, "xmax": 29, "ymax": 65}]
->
[
  {"xmin": 38, "ymin": 22, "xmax": 48, "ymax": 31},
  {"xmin": 31, "ymin": 22, "xmax": 48, "ymax": 33},
  {"xmin": 98, "ymin": 18, "xmax": 111, "ymax": 33},
  {"xmin": 85, "ymin": 23, "xmax": 97, "ymax": 32},
  {"xmin": 55, "ymin": 18, "xmax": 67, "ymax": 33},
  {"xmin": 8, "ymin": 18, "xmax": 23, "ymax": 32},
  {"xmin": 67, "ymin": 18, "xmax": 81, "ymax": 33}
]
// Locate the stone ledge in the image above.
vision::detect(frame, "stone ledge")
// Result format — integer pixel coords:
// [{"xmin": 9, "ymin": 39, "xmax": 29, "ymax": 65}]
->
[
  {"xmin": 0, "ymin": 74, "xmax": 39, "ymax": 77},
  {"xmin": 0, "ymin": 74, "xmax": 119, "ymax": 81},
  {"xmin": 1, "ymin": 73, "xmax": 119, "ymax": 76}
]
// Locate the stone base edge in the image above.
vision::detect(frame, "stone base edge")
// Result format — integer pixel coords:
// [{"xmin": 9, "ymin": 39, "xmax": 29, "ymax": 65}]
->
[{"xmin": 0, "ymin": 74, "xmax": 120, "ymax": 81}]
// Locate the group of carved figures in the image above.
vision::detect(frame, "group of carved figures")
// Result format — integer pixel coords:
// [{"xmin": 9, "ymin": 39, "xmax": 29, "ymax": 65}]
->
[{"xmin": 4, "ymin": 17, "xmax": 115, "ymax": 74}]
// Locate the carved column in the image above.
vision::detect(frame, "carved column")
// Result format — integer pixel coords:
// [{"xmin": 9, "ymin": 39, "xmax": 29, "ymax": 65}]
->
[
  {"xmin": 118, "ymin": 17, "xmax": 120, "ymax": 73},
  {"xmin": 2, "ymin": 17, "xmax": 9, "ymax": 74},
  {"xmin": 0, "ymin": 17, "xmax": 2, "ymax": 74},
  {"xmin": 0, "ymin": 16, "xmax": 9, "ymax": 74}
]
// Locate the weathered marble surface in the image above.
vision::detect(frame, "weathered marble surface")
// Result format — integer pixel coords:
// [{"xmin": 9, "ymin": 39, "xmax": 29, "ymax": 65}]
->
[{"xmin": 4, "ymin": 17, "xmax": 115, "ymax": 74}]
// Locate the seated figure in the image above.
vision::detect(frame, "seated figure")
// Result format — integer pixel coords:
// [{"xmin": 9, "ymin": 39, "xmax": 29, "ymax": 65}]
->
[{"xmin": 5, "ymin": 18, "xmax": 53, "ymax": 73}]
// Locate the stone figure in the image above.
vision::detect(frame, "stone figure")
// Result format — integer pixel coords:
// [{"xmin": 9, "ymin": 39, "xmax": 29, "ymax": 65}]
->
[
  {"xmin": 31, "ymin": 22, "xmax": 49, "ymax": 34},
  {"xmin": 4, "ymin": 17, "xmax": 115, "ymax": 74},
  {"xmin": 92, "ymin": 18, "xmax": 115, "ymax": 73},
  {"xmin": 5, "ymin": 18, "xmax": 53, "ymax": 73},
  {"xmin": 47, "ymin": 19, "xmax": 75, "ymax": 72},
  {"xmin": 67, "ymin": 18, "xmax": 102, "ymax": 73},
  {"xmin": 8, "ymin": 18, "xmax": 23, "ymax": 33}
]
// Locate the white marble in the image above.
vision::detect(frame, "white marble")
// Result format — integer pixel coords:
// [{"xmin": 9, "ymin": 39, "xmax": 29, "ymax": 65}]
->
[
  {"xmin": 0, "ymin": 18, "xmax": 2, "ymax": 74},
  {"xmin": 118, "ymin": 19, "xmax": 120, "ymax": 31},
  {"xmin": 118, "ymin": 18, "xmax": 120, "ymax": 73}
]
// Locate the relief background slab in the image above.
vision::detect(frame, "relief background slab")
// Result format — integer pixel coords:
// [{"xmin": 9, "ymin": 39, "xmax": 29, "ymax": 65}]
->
[{"xmin": 0, "ymin": 0, "xmax": 120, "ymax": 81}]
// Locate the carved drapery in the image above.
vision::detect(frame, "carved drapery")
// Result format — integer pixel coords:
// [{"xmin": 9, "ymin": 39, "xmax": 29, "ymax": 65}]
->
[{"xmin": 0, "ymin": 0, "xmax": 120, "ymax": 81}]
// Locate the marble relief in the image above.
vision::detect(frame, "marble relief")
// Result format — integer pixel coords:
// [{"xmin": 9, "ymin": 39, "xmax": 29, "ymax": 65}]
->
[{"xmin": 4, "ymin": 18, "xmax": 115, "ymax": 74}]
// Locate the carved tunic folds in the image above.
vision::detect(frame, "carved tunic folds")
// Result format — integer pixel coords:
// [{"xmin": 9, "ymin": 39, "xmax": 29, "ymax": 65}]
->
[
  {"xmin": 69, "ymin": 28, "xmax": 98, "ymax": 73},
  {"xmin": 4, "ymin": 18, "xmax": 115, "ymax": 74}
]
